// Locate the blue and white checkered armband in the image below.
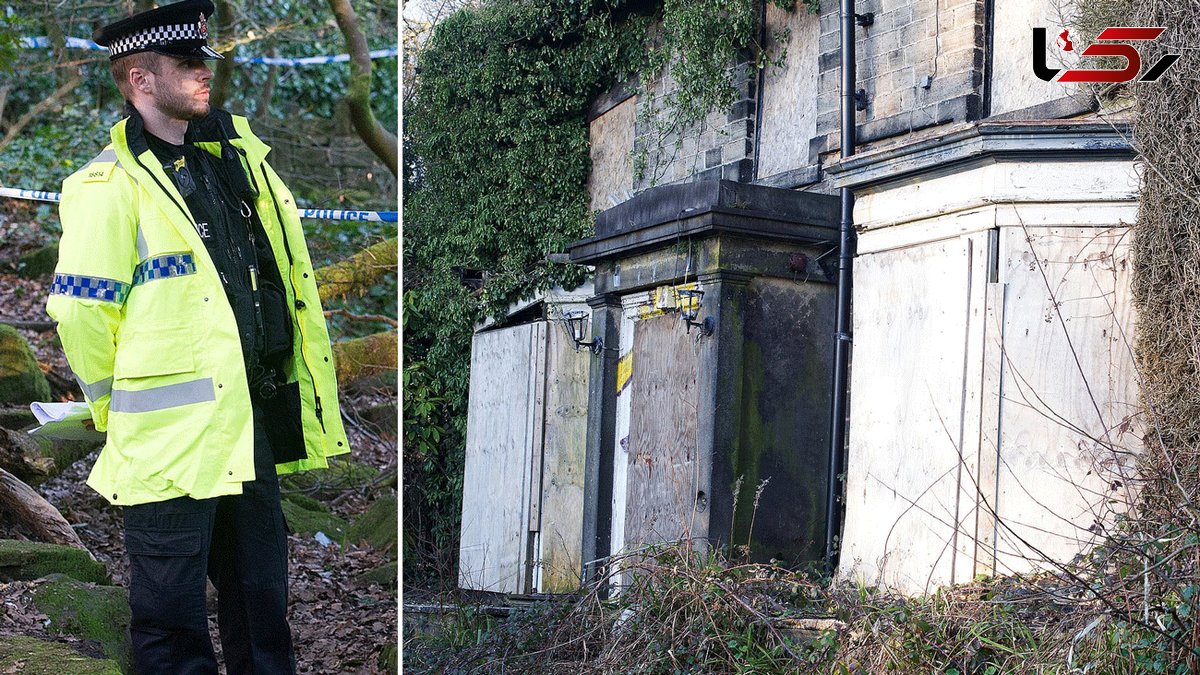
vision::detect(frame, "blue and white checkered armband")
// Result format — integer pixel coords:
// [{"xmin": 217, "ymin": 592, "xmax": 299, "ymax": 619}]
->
[{"xmin": 51, "ymin": 273, "xmax": 132, "ymax": 304}]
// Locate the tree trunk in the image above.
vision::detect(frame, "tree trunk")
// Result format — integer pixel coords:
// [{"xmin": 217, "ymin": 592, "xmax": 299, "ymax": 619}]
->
[
  {"xmin": 327, "ymin": 0, "xmax": 398, "ymax": 177},
  {"xmin": 315, "ymin": 237, "xmax": 397, "ymax": 302},
  {"xmin": 257, "ymin": 47, "xmax": 279, "ymax": 116},
  {"xmin": 0, "ymin": 468, "xmax": 91, "ymax": 554},
  {"xmin": 0, "ymin": 75, "xmax": 82, "ymax": 154},
  {"xmin": 209, "ymin": 0, "xmax": 236, "ymax": 109},
  {"xmin": 0, "ymin": 428, "xmax": 53, "ymax": 484},
  {"xmin": 333, "ymin": 330, "xmax": 397, "ymax": 386}
]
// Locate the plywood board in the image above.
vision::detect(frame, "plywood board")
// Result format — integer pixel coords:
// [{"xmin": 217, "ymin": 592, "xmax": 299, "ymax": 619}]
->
[
  {"xmin": 537, "ymin": 326, "xmax": 592, "ymax": 592},
  {"xmin": 610, "ymin": 293, "xmax": 651, "ymax": 558},
  {"xmin": 991, "ymin": 226, "xmax": 1140, "ymax": 575},
  {"xmin": 840, "ymin": 234, "xmax": 985, "ymax": 592},
  {"xmin": 756, "ymin": 5, "xmax": 820, "ymax": 179},
  {"xmin": 624, "ymin": 314, "xmax": 702, "ymax": 549},
  {"xmin": 459, "ymin": 324, "xmax": 539, "ymax": 593},
  {"xmin": 587, "ymin": 97, "xmax": 636, "ymax": 211}
]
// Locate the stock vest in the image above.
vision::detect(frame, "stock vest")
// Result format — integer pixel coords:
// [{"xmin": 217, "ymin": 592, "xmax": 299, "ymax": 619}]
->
[{"xmin": 46, "ymin": 109, "xmax": 351, "ymax": 505}]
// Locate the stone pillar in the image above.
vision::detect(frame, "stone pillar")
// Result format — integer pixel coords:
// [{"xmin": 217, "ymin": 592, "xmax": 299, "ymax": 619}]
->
[
  {"xmin": 580, "ymin": 291, "xmax": 621, "ymax": 587},
  {"xmin": 695, "ymin": 270, "xmax": 753, "ymax": 551}
]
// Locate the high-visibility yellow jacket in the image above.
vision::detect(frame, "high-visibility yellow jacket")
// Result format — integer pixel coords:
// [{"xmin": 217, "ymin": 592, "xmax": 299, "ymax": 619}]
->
[{"xmin": 46, "ymin": 108, "xmax": 350, "ymax": 506}]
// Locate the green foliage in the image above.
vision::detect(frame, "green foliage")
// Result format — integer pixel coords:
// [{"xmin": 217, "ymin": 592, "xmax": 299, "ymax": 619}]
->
[
  {"xmin": 1, "ymin": 103, "xmax": 115, "ymax": 190},
  {"xmin": 221, "ymin": 0, "xmax": 397, "ymax": 126},
  {"xmin": 0, "ymin": 10, "xmax": 26, "ymax": 75},
  {"xmin": 648, "ymin": 0, "xmax": 758, "ymax": 126}
]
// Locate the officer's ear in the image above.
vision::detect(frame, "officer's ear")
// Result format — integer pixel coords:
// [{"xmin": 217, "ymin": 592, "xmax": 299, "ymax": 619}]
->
[{"xmin": 129, "ymin": 67, "xmax": 153, "ymax": 95}]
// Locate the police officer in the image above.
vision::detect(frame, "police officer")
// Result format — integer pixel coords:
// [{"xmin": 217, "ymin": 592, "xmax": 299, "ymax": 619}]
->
[{"xmin": 46, "ymin": 1, "xmax": 351, "ymax": 672}]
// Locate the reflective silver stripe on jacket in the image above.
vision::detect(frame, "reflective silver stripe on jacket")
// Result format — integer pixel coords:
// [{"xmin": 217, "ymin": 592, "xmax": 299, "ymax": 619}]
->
[
  {"xmin": 136, "ymin": 227, "xmax": 149, "ymax": 261},
  {"xmin": 75, "ymin": 375, "xmax": 113, "ymax": 401},
  {"xmin": 110, "ymin": 378, "xmax": 215, "ymax": 413},
  {"xmin": 82, "ymin": 149, "xmax": 118, "ymax": 170}
]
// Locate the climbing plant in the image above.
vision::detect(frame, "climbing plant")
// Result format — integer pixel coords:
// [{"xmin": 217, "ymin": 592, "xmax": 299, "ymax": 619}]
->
[{"xmin": 403, "ymin": 0, "xmax": 809, "ymax": 580}]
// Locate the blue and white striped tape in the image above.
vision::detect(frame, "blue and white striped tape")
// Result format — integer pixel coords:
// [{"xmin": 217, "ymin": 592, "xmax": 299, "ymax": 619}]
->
[
  {"xmin": 0, "ymin": 186, "xmax": 396, "ymax": 222},
  {"xmin": 19, "ymin": 36, "xmax": 398, "ymax": 66}
]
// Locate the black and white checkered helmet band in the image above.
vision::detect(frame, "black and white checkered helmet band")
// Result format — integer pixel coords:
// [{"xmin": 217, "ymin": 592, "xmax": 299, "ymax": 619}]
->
[{"xmin": 108, "ymin": 22, "xmax": 204, "ymax": 58}]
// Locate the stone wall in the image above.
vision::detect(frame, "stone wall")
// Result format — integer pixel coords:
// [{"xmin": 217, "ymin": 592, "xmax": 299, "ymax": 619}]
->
[
  {"xmin": 814, "ymin": 0, "xmax": 985, "ymax": 155},
  {"xmin": 632, "ymin": 60, "xmax": 759, "ymax": 190},
  {"xmin": 586, "ymin": 1, "xmax": 1100, "ymax": 206}
]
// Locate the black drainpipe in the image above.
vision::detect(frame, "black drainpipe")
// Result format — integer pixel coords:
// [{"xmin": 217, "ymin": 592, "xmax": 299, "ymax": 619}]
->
[{"xmin": 824, "ymin": 0, "xmax": 857, "ymax": 573}]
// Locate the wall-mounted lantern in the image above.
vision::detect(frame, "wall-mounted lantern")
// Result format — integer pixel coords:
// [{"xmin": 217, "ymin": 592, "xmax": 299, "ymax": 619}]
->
[
  {"xmin": 675, "ymin": 288, "xmax": 714, "ymax": 336},
  {"xmin": 563, "ymin": 310, "xmax": 605, "ymax": 354}
]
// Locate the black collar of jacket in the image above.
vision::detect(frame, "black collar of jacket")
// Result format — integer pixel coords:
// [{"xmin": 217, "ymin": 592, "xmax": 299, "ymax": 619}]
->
[{"xmin": 122, "ymin": 101, "xmax": 242, "ymax": 155}]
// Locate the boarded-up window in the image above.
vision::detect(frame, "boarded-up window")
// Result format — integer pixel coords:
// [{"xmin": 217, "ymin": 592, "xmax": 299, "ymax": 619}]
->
[
  {"xmin": 588, "ymin": 97, "xmax": 636, "ymax": 212},
  {"xmin": 756, "ymin": 5, "xmax": 820, "ymax": 180}
]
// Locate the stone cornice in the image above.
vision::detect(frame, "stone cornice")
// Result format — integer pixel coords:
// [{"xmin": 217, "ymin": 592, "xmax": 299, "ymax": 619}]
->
[{"xmin": 825, "ymin": 120, "xmax": 1134, "ymax": 190}]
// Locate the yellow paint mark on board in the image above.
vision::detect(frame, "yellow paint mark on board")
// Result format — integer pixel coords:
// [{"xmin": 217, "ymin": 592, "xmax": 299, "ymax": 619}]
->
[
  {"xmin": 616, "ymin": 352, "xmax": 633, "ymax": 395},
  {"xmin": 636, "ymin": 282, "xmax": 700, "ymax": 320}
]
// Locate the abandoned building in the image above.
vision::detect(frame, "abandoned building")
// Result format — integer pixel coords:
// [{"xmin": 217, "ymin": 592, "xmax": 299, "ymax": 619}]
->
[{"xmin": 458, "ymin": 0, "xmax": 1140, "ymax": 595}]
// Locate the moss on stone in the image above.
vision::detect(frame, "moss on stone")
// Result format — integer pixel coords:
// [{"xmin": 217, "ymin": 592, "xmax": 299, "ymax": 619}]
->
[
  {"xmin": 0, "ymin": 406, "xmax": 37, "ymax": 431},
  {"xmin": 280, "ymin": 457, "xmax": 379, "ymax": 496},
  {"xmin": 348, "ymin": 495, "xmax": 397, "ymax": 557},
  {"xmin": 0, "ymin": 636, "xmax": 122, "ymax": 675},
  {"xmin": 32, "ymin": 574, "xmax": 132, "ymax": 673},
  {"xmin": 0, "ymin": 540, "xmax": 109, "ymax": 584},
  {"xmin": 40, "ymin": 438, "xmax": 104, "ymax": 477},
  {"xmin": 16, "ymin": 243, "xmax": 59, "ymax": 279},
  {"xmin": 0, "ymin": 325, "xmax": 51, "ymax": 405},
  {"xmin": 282, "ymin": 492, "xmax": 328, "ymax": 513},
  {"xmin": 281, "ymin": 497, "xmax": 348, "ymax": 538},
  {"xmin": 355, "ymin": 560, "xmax": 397, "ymax": 593}
]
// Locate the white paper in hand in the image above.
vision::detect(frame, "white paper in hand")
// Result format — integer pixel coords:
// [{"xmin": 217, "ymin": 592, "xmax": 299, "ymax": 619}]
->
[{"xmin": 28, "ymin": 401, "xmax": 105, "ymax": 441}]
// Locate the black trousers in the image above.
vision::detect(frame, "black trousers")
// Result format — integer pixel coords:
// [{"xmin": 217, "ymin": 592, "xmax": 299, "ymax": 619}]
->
[{"xmin": 123, "ymin": 407, "xmax": 295, "ymax": 674}]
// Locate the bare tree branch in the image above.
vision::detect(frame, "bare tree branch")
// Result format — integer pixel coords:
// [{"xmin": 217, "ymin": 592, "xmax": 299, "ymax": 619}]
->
[
  {"xmin": 327, "ymin": 0, "xmax": 398, "ymax": 177},
  {"xmin": 0, "ymin": 75, "xmax": 82, "ymax": 154}
]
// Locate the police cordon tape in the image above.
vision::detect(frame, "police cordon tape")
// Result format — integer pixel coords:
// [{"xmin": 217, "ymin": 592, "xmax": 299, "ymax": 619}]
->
[
  {"xmin": 0, "ymin": 187, "xmax": 397, "ymax": 222},
  {"xmin": 19, "ymin": 36, "xmax": 398, "ymax": 66}
]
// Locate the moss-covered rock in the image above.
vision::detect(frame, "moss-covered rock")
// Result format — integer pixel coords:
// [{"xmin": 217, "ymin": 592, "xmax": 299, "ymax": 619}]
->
[
  {"xmin": 355, "ymin": 560, "xmax": 397, "ymax": 593},
  {"xmin": 348, "ymin": 494, "xmax": 397, "ymax": 557},
  {"xmin": 40, "ymin": 438, "xmax": 104, "ymax": 476},
  {"xmin": 0, "ymin": 636, "xmax": 122, "ymax": 675},
  {"xmin": 0, "ymin": 405, "xmax": 37, "ymax": 431},
  {"xmin": 281, "ymin": 496, "xmax": 348, "ymax": 538},
  {"xmin": 282, "ymin": 491, "xmax": 327, "ymax": 513},
  {"xmin": 16, "ymin": 243, "xmax": 59, "ymax": 279},
  {"xmin": 0, "ymin": 540, "xmax": 109, "ymax": 584},
  {"xmin": 32, "ymin": 574, "xmax": 132, "ymax": 673},
  {"xmin": 280, "ymin": 457, "xmax": 379, "ymax": 496},
  {"xmin": 0, "ymin": 325, "xmax": 51, "ymax": 405}
]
